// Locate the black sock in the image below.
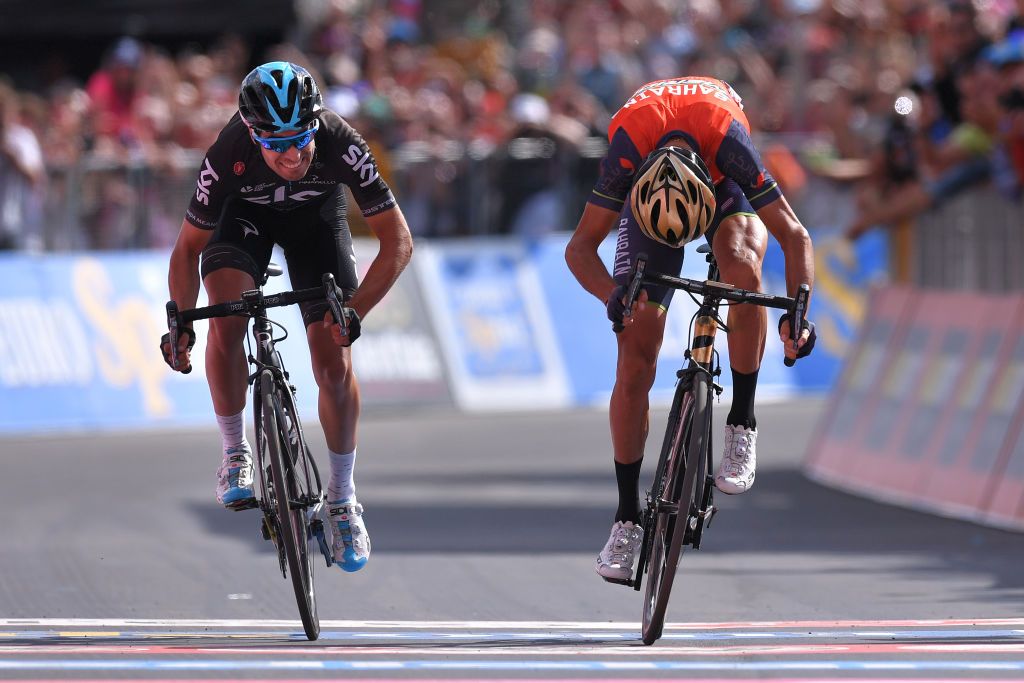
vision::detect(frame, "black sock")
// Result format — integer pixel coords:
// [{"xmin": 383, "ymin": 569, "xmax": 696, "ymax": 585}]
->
[
  {"xmin": 726, "ymin": 367, "xmax": 758, "ymax": 429},
  {"xmin": 614, "ymin": 459, "xmax": 643, "ymax": 524}
]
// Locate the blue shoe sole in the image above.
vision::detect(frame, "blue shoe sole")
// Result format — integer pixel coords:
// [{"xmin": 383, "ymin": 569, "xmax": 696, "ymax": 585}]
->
[
  {"xmin": 221, "ymin": 488, "xmax": 256, "ymax": 510},
  {"xmin": 336, "ymin": 557, "xmax": 368, "ymax": 572}
]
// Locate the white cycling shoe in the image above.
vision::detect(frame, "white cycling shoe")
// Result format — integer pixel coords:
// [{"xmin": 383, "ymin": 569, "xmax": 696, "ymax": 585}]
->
[
  {"xmin": 216, "ymin": 446, "xmax": 256, "ymax": 510},
  {"xmin": 715, "ymin": 424, "xmax": 758, "ymax": 494},
  {"xmin": 596, "ymin": 521, "xmax": 643, "ymax": 583},
  {"xmin": 329, "ymin": 499, "xmax": 371, "ymax": 572}
]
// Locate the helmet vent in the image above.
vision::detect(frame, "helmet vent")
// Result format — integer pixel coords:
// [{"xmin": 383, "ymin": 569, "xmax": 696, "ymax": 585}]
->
[{"xmin": 628, "ymin": 145, "xmax": 717, "ymax": 248}]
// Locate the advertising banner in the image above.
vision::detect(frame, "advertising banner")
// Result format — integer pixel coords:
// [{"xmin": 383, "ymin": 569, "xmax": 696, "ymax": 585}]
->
[
  {"xmin": 0, "ymin": 252, "xmax": 214, "ymax": 432},
  {"xmin": 804, "ymin": 285, "xmax": 915, "ymax": 486},
  {"xmin": 846, "ymin": 292, "xmax": 1009, "ymax": 501},
  {"xmin": 414, "ymin": 240, "xmax": 571, "ymax": 411},
  {"xmin": 350, "ymin": 239, "xmax": 450, "ymax": 406},
  {"xmin": 981, "ymin": 301, "xmax": 1024, "ymax": 528},
  {"xmin": 915, "ymin": 295, "xmax": 1023, "ymax": 517},
  {"xmin": 0, "ymin": 247, "xmax": 449, "ymax": 434}
]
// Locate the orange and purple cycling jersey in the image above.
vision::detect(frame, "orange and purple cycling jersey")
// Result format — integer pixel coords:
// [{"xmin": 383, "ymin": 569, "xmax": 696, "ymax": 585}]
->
[{"xmin": 589, "ymin": 76, "xmax": 782, "ymax": 213}]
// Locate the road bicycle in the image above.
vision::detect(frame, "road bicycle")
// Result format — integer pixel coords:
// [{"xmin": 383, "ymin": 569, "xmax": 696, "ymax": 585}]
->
[
  {"xmin": 166, "ymin": 266, "xmax": 353, "ymax": 641},
  {"xmin": 618, "ymin": 245, "xmax": 808, "ymax": 645}
]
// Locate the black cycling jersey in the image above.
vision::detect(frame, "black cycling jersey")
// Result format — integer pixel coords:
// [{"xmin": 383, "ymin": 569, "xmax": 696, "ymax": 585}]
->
[
  {"xmin": 186, "ymin": 108, "xmax": 396, "ymax": 229},
  {"xmin": 188, "ymin": 108, "xmax": 395, "ymax": 328}
]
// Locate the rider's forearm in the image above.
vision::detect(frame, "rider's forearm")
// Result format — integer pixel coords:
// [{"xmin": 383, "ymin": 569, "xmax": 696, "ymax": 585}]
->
[
  {"xmin": 566, "ymin": 241, "xmax": 617, "ymax": 303},
  {"xmin": 348, "ymin": 209, "xmax": 413, "ymax": 319},
  {"xmin": 780, "ymin": 229, "xmax": 814, "ymax": 307},
  {"xmin": 757, "ymin": 197, "xmax": 815, "ymax": 309},
  {"xmin": 168, "ymin": 251, "xmax": 201, "ymax": 311},
  {"xmin": 565, "ymin": 203, "xmax": 621, "ymax": 303},
  {"xmin": 168, "ymin": 221, "xmax": 206, "ymax": 311}
]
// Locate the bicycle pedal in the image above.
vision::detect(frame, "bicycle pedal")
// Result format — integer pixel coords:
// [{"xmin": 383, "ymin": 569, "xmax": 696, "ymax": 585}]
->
[
  {"xmin": 227, "ymin": 497, "xmax": 258, "ymax": 511},
  {"xmin": 601, "ymin": 575, "xmax": 634, "ymax": 587},
  {"xmin": 704, "ymin": 505, "xmax": 718, "ymax": 527},
  {"xmin": 309, "ymin": 519, "xmax": 334, "ymax": 568}
]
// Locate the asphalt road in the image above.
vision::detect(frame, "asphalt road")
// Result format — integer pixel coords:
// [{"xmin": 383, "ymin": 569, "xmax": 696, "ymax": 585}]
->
[{"xmin": 1, "ymin": 398, "xmax": 1023, "ymax": 680}]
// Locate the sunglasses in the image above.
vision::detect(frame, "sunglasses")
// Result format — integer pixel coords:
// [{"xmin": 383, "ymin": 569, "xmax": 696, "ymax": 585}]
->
[{"xmin": 251, "ymin": 120, "xmax": 319, "ymax": 153}]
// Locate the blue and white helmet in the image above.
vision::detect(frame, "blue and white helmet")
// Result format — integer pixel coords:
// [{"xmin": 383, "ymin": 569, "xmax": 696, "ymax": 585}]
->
[{"xmin": 238, "ymin": 61, "xmax": 323, "ymax": 133}]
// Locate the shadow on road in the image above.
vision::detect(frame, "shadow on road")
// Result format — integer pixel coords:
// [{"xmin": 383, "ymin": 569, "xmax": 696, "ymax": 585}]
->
[{"xmin": 186, "ymin": 467, "xmax": 1024, "ymax": 602}]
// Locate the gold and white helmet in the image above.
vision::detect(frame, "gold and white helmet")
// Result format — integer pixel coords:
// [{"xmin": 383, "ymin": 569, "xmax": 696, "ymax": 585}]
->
[{"xmin": 629, "ymin": 146, "xmax": 716, "ymax": 248}]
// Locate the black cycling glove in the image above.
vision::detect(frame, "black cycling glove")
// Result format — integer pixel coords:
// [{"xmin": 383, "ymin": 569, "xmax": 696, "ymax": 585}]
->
[
  {"xmin": 339, "ymin": 308, "xmax": 361, "ymax": 346},
  {"xmin": 778, "ymin": 313, "xmax": 817, "ymax": 359},
  {"xmin": 606, "ymin": 285, "xmax": 628, "ymax": 333},
  {"xmin": 160, "ymin": 326, "xmax": 196, "ymax": 372}
]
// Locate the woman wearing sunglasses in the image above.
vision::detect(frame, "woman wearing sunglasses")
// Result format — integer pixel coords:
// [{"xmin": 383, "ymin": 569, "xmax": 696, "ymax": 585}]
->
[{"xmin": 162, "ymin": 61, "xmax": 414, "ymax": 574}]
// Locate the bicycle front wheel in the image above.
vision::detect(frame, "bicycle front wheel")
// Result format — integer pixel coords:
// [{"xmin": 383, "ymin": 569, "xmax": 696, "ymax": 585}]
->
[
  {"xmin": 641, "ymin": 371, "xmax": 711, "ymax": 645},
  {"xmin": 261, "ymin": 370, "xmax": 320, "ymax": 641}
]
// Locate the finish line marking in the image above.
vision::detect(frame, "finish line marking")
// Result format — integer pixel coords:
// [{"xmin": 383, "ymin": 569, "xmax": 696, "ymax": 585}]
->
[
  {"xmin": 3, "ymin": 643, "xmax": 1024, "ymax": 656},
  {"xmin": 0, "ymin": 680, "xmax": 1005, "ymax": 683},
  {"xmin": 1, "ymin": 628, "xmax": 1021, "ymax": 642},
  {"xmin": 2, "ymin": 617, "xmax": 1022, "ymax": 629},
  {"xmin": 1, "ymin": 660, "xmax": 1023, "ymax": 672}
]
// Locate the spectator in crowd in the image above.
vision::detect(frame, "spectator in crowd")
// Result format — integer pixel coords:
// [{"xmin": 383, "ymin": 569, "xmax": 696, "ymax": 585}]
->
[
  {"xmin": 0, "ymin": 84, "xmax": 45, "ymax": 250},
  {"xmin": 86, "ymin": 37, "xmax": 147, "ymax": 152},
  {"xmin": 496, "ymin": 92, "xmax": 572, "ymax": 238},
  {"xmin": 846, "ymin": 29, "xmax": 1021, "ymax": 241},
  {"xmin": 2, "ymin": 0, "xmax": 1024, "ymax": 251},
  {"xmin": 987, "ymin": 32, "xmax": 1024, "ymax": 195}
]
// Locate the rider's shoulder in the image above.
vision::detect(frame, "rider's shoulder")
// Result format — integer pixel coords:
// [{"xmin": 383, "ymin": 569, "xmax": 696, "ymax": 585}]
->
[
  {"xmin": 316, "ymin": 108, "xmax": 365, "ymax": 140},
  {"xmin": 206, "ymin": 111, "xmax": 254, "ymax": 157}
]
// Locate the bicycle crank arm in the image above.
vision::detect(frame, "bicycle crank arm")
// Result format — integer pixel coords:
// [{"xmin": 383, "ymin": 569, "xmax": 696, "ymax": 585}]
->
[
  {"xmin": 656, "ymin": 500, "xmax": 679, "ymax": 514},
  {"xmin": 700, "ymin": 505, "xmax": 718, "ymax": 529}
]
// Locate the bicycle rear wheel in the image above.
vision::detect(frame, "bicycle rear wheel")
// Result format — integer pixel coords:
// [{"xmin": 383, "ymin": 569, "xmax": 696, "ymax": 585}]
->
[
  {"xmin": 641, "ymin": 371, "xmax": 712, "ymax": 645},
  {"xmin": 261, "ymin": 370, "xmax": 320, "ymax": 641}
]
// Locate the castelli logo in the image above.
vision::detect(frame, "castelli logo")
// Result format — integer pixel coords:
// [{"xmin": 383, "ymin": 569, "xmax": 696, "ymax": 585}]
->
[{"xmin": 233, "ymin": 162, "xmax": 245, "ymax": 175}]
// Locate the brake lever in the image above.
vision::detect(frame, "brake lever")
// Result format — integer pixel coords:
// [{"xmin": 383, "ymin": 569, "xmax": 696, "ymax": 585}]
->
[
  {"xmin": 165, "ymin": 300, "xmax": 191, "ymax": 374},
  {"xmin": 622, "ymin": 253, "xmax": 648, "ymax": 318},
  {"xmin": 784, "ymin": 283, "xmax": 810, "ymax": 367},
  {"xmin": 322, "ymin": 273, "xmax": 349, "ymax": 339}
]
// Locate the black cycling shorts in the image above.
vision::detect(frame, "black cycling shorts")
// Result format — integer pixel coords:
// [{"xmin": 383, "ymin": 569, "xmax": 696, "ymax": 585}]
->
[
  {"xmin": 610, "ymin": 178, "xmax": 755, "ymax": 309},
  {"xmin": 200, "ymin": 186, "xmax": 358, "ymax": 328}
]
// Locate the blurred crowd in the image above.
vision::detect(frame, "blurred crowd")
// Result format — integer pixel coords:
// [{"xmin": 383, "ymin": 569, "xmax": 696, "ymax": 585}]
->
[{"xmin": 1, "ymin": 0, "xmax": 1023, "ymax": 251}]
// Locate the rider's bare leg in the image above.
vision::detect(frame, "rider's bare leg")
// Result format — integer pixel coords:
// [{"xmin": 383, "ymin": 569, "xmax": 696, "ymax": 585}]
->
[
  {"xmin": 712, "ymin": 213, "xmax": 768, "ymax": 426},
  {"xmin": 307, "ymin": 322, "xmax": 359, "ymax": 456},
  {"xmin": 203, "ymin": 268, "xmax": 255, "ymax": 416}
]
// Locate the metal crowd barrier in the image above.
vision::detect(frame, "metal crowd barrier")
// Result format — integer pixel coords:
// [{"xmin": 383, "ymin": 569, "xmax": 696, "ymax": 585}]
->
[{"xmin": 912, "ymin": 185, "xmax": 1024, "ymax": 292}]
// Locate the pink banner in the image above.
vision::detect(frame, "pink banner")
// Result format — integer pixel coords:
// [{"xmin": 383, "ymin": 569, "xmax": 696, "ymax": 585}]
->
[{"xmin": 806, "ymin": 287, "xmax": 1024, "ymax": 530}]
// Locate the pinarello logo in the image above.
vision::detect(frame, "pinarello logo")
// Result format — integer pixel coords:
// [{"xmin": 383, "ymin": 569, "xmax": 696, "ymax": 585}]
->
[{"xmin": 233, "ymin": 162, "xmax": 245, "ymax": 175}]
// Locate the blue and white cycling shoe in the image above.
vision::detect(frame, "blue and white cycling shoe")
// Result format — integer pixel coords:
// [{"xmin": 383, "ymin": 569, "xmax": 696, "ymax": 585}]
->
[
  {"xmin": 216, "ymin": 446, "xmax": 256, "ymax": 510},
  {"xmin": 329, "ymin": 499, "xmax": 370, "ymax": 572}
]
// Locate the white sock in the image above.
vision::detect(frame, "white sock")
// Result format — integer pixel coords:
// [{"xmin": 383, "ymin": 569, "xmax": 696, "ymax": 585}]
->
[
  {"xmin": 327, "ymin": 449, "xmax": 357, "ymax": 502},
  {"xmin": 216, "ymin": 410, "xmax": 248, "ymax": 453}
]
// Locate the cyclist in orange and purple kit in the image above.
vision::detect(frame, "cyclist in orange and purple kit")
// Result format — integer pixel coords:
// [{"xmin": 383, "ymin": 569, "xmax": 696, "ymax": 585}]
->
[{"xmin": 565, "ymin": 76, "xmax": 818, "ymax": 583}]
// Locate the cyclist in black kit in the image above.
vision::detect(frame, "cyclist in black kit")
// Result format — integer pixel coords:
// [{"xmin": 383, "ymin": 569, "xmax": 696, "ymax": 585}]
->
[{"xmin": 160, "ymin": 62, "xmax": 413, "ymax": 572}]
